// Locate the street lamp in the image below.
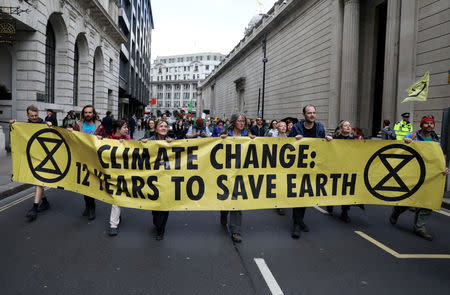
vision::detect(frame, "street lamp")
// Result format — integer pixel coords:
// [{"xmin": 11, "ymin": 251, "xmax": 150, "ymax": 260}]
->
[{"xmin": 261, "ymin": 30, "xmax": 268, "ymax": 119}]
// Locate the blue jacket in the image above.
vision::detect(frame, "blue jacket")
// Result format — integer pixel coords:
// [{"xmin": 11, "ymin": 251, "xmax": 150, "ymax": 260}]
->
[
  {"xmin": 228, "ymin": 129, "xmax": 248, "ymax": 137},
  {"xmin": 404, "ymin": 130, "xmax": 440, "ymax": 146},
  {"xmin": 289, "ymin": 120, "xmax": 326, "ymax": 138}
]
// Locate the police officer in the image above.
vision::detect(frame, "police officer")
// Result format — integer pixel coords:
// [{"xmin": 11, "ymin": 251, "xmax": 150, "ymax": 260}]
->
[{"xmin": 393, "ymin": 112, "xmax": 413, "ymax": 140}]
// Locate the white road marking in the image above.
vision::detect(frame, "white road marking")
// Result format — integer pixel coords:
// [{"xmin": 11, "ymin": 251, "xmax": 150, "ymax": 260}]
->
[
  {"xmin": 434, "ymin": 208, "xmax": 450, "ymax": 217},
  {"xmin": 0, "ymin": 188, "xmax": 51, "ymax": 212},
  {"xmin": 254, "ymin": 258, "xmax": 284, "ymax": 295},
  {"xmin": 313, "ymin": 206, "xmax": 328, "ymax": 214},
  {"xmin": 355, "ymin": 231, "xmax": 450, "ymax": 259}
]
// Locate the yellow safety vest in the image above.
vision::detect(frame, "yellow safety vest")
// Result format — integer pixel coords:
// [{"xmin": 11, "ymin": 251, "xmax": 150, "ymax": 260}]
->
[{"xmin": 393, "ymin": 120, "xmax": 413, "ymax": 140}]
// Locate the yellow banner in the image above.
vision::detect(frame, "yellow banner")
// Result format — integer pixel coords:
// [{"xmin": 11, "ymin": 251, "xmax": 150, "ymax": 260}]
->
[{"xmin": 11, "ymin": 123, "xmax": 446, "ymax": 210}]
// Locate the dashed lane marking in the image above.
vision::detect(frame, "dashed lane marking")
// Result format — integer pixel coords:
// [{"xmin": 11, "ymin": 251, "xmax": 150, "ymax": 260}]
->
[
  {"xmin": 355, "ymin": 231, "xmax": 450, "ymax": 259},
  {"xmin": 0, "ymin": 188, "xmax": 51, "ymax": 212},
  {"xmin": 254, "ymin": 258, "xmax": 284, "ymax": 295}
]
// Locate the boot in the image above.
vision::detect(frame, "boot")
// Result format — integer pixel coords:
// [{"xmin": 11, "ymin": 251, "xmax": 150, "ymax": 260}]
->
[
  {"xmin": 413, "ymin": 229, "xmax": 432, "ymax": 241},
  {"xmin": 231, "ymin": 233, "xmax": 242, "ymax": 243},
  {"xmin": 291, "ymin": 225, "xmax": 301, "ymax": 239},
  {"xmin": 26, "ymin": 206, "xmax": 38, "ymax": 221},
  {"xmin": 88, "ymin": 208, "xmax": 96, "ymax": 221},
  {"xmin": 389, "ymin": 212, "xmax": 399, "ymax": 225},
  {"xmin": 340, "ymin": 211, "xmax": 351, "ymax": 223}
]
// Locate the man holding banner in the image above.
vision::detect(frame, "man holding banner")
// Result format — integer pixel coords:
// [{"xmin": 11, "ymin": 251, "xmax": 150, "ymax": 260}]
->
[
  {"xmin": 72, "ymin": 105, "xmax": 106, "ymax": 220},
  {"xmin": 289, "ymin": 105, "xmax": 332, "ymax": 239},
  {"xmin": 10, "ymin": 105, "xmax": 52, "ymax": 221},
  {"xmin": 389, "ymin": 115, "xmax": 449, "ymax": 241}
]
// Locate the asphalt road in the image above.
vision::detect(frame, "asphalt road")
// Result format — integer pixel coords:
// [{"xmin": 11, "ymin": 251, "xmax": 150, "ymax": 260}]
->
[{"xmin": 1, "ymin": 188, "xmax": 449, "ymax": 295}]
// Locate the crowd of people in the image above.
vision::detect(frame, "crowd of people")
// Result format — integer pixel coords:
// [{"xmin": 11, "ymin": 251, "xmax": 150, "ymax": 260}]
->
[{"xmin": 11, "ymin": 104, "xmax": 448, "ymax": 243}]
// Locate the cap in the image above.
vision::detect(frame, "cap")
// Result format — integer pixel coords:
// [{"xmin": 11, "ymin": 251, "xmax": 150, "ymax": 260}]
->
[{"xmin": 401, "ymin": 112, "xmax": 410, "ymax": 117}]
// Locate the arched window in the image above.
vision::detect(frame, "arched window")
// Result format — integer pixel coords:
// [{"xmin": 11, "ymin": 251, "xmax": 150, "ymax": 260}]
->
[
  {"xmin": 45, "ymin": 23, "xmax": 55, "ymax": 103},
  {"xmin": 73, "ymin": 43, "xmax": 79, "ymax": 106}
]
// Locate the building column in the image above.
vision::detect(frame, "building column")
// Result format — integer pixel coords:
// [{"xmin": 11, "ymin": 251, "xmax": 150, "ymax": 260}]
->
[
  {"xmin": 382, "ymin": 0, "xmax": 401, "ymax": 123},
  {"xmin": 340, "ymin": 0, "xmax": 360, "ymax": 124},
  {"xmin": 328, "ymin": 0, "xmax": 344, "ymax": 128}
]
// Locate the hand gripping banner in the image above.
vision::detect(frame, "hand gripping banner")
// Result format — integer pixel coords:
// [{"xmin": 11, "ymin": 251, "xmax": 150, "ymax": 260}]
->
[{"xmin": 11, "ymin": 123, "xmax": 446, "ymax": 210}]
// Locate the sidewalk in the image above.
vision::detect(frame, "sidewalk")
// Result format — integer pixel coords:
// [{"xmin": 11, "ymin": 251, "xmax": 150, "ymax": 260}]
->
[{"xmin": 0, "ymin": 153, "xmax": 32, "ymax": 200}]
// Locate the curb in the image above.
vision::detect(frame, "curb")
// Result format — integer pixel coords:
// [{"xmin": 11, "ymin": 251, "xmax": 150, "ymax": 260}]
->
[
  {"xmin": 442, "ymin": 200, "xmax": 450, "ymax": 210},
  {"xmin": 0, "ymin": 184, "xmax": 33, "ymax": 200}
]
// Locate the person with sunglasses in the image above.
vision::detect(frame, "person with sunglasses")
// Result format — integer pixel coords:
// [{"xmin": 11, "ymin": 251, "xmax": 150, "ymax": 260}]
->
[{"xmin": 389, "ymin": 115, "xmax": 449, "ymax": 241}]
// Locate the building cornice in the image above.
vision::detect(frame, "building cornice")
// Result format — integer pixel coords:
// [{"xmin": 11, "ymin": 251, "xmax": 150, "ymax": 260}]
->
[{"xmin": 80, "ymin": 0, "xmax": 127, "ymax": 44}]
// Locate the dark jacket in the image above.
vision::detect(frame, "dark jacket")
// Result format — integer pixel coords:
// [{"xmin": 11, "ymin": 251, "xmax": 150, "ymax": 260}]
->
[
  {"xmin": 289, "ymin": 120, "xmax": 326, "ymax": 138},
  {"xmin": 45, "ymin": 114, "xmax": 58, "ymax": 127},
  {"xmin": 101, "ymin": 115, "xmax": 113, "ymax": 134},
  {"xmin": 404, "ymin": 130, "xmax": 440, "ymax": 144},
  {"xmin": 250, "ymin": 125, "xmax": 266, "ymax": 137}
]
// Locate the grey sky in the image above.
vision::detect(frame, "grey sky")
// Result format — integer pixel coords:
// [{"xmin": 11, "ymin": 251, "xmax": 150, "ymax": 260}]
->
[{"xmin": 150, "ymin": 0, "xmax": 277, "ymax": 61}]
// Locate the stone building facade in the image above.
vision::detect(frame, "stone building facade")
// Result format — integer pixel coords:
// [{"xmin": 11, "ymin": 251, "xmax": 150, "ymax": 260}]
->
[
  {"xmin": 198, "ymin": 0, "xmax": 450, "ymax": 137},
  {"xmin": 0, "ymin": 0, "xmax": 126, "ymax": 147},
  {"xmin": 150, "ymin": 53, "xmax": 224, "ymax": 116}
]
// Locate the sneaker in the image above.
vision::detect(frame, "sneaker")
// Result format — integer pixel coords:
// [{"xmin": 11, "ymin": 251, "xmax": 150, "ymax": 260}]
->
[
  {"xmin": 231, "ymin": 233, "xmax": 242, "ymax": 243},
  {"xmin": 109, "ymin": 227, "xmax": 118, "ymax": 236},
  {"xmin": 37, "ymin": 200, "xmax": 50, "ymax": 212},
  {"xmin": 291, "ymin": 225, "xmax": 301, "ymax": 239},
  {"xmin": 414, "ymin": 229, "xmax": 433, "ymax": 241},
  {"xmin": 389, "ymin": 213, "xmax": 398, "ymax": 225},
  {"xmin": 26, "ymin": 207, "xmax": 37, "ymax": 221},
  {"xmin": 220, "ymin": 214, "xmax": 227, "ymax": 226},
  {"xmin": 88, "ymin": 208, "xmax": 96, "ymax": 221},
  {"xmin": 277, "ymin": 208, "xmax": 285, "ymax": 216},
  {"xmin": 156, "ymin": 233, "xmax": 164, "ymax": 240}
]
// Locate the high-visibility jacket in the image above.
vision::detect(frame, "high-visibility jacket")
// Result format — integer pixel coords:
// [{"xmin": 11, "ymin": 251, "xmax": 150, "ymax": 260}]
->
[{"xmin": 393, "ymin": 120, "xmax": 413, "ymax": 140}]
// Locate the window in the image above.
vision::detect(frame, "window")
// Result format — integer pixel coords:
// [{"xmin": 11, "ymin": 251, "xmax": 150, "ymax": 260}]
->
[
  {"xmin": 214, "ymin": 55, "xmax": 217, "ymax": 61},
  {"xmin": 174, "ymin": 92, "xmax": 180, "ymax": 99},
  {"xmin": 192, "ymin": 83, "xmax": 197, "ymax": 89},
  {"xmin": 165, "ymin": 93, "xmax": 171, "ymax": 99},
  {"xmin": 207, "ymin": 55, "xmax": 210, "ymax": 60},
  {"xmin": 175, "ymin": 84, "xmax": 181, "ymax": 90},
  {"xmin": 166, "ymin": 84, "xmax": 172, "ymax": 90},
  {"xmin": 206, "ymin": 65, "xmax": 209, "ymax": 70},
  {"xmin": 45, "ymin": 23, "xmax": 56, "ymax": 103},
  {"xmin": 183, "ymin": 92, "xmax": 190, "ymax": 99},
  {"xmin": 194, "ymin": 65, "xmax": 198, "ymax": 72},
  {"xmin": 166, "ymin": 68, "xmax": 169, "ymax": 73},
  {"xmin": 157, "ymin": 85, "xmax": 163, "ymax": 90},
  {"xmin": 174, "ymin": 101, "xmax": 180, "ymax": 107},
  {"xmin": 73, "ymin": 43, "xmax": 79, "ymax": 106},
  {"xmin": 183, "ymin": 84, "xmax": 190, "ymax": 90},
  {"xmin": 165, "ymin": 101, "xmax": 171, "ymax": 107}
]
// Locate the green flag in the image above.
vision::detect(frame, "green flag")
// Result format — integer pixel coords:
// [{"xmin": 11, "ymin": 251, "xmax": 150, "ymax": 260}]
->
[{"xmin": 188, "ymin": 98, "xmax": 192, "ymax": 112}]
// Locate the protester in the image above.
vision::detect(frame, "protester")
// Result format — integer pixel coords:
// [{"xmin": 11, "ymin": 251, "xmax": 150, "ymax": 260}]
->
[
  {"xmin": 326, "ymin": 120, "xmax": 353, "ymax": 222},
  {"xmin": 107, "ymin": 119, "xmax": 130, "ymax": 236},
  {"xmin": 143, "ymin": 119, "xmax": 156, "ymax": 139},
  {"xmin": 272, "ymin": 121, "xmax": 288, "ymax": 215},
  {"xmin": 101, "ymin": 111, "xmax": 113, "ymax": 135},
  {"xmin": 265, "ymin": 119, "xmax": 278, "ymax": 137},
  {"xmin": 149, "ymin": 119, "xmax": 173, "ymax": 240},
  {"xmin": 250, "ymin": 116, "xmax": 266, "ymax": 136},
  {"xmin": 62, "ymin": 111, "xmax": 76, "ymax": 129},
  {"xmin": 173, "ymin": 119, "xmax": 187, "ymax": 139},
  {"xmin": 211, "ymin": 120, "xmax": 224, "ymax": 137},
  {"xmin": 394, "ymin": 112, "xmax": 413, "ymax": 140},
  {"xmin": 286, "ymin": 119, "xmax": 294, "ymax": 134},
  {"xmin": 220, "ymin": 113, "xmax": 256, "ymax": 243},
  {"xmin": 72, "ymin": 105, "xmax": 106, "ymax": 220},
  {"xmin": 128, "ymin": 115, "xmax": 136, "ymax": 139},
  {"xmin": 352, "ymin": 127, "xmax": 364, "ymax": 140},
  {"xmin": 389, "ymin": 115, "xmax": 449, "ymax": 241},
  {"xmin": 289, "ymin": 105, "xmax": 332, "ymax": 239},
  {"xmin": 45, "ymin": 109, "xmax": 58, "ymax": 127},
  {"xmin": 381, "ymin": 119, "xmax": 396, "ymax": 140},
  {"xmin": 10, "ymin": 105, "xmax": 52, "ymax": 221},
  {"xmin": 186, "ymin": 118, "xmax": 211, "ymax": 138}
]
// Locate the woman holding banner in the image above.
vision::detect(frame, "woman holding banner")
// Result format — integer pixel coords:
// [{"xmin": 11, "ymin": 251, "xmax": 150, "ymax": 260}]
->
[
  {"xmin": 108, "ymin": 119, "xmax": 130, "ymax": 236},
  {"xmin": 220, "ymin": 113, "xmax": 256, "ymax": 243},
  {"xmin": 143, "ymin": 119, "xmax": 173, "ymax": 240}
]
